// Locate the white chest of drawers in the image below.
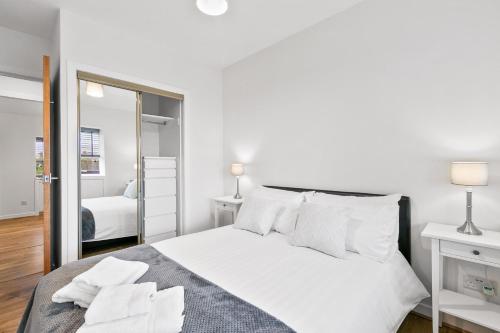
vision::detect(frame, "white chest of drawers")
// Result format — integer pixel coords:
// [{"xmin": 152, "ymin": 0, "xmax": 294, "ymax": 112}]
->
[{"xmin": 142, "ymin": 157, "xmax": 177, "ymax": 244}]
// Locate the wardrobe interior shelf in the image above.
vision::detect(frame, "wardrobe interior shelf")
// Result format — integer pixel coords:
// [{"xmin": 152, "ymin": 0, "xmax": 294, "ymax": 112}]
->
[{"xmin": 142, "ymin": 114, "xmax": 174, "ymax": 125}]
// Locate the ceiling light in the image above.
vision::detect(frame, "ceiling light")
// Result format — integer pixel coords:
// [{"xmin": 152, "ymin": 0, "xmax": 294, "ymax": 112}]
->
[
  {"xmin": 86, "ymin": 82, "xmax": 104, "ymax": 98},
  {"xmin": 196, "ymin": 0, "xmax": 228, "ymax": 16}
]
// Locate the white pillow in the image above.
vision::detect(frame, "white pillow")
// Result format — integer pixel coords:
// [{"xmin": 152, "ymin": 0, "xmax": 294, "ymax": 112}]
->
[
  {"xmin": 252, "ymin": 187, "xmax": 314, "ymax": 235},
  {"xmin": 303, "ymin": 191, "xmax": 316, "ymax": 203},
  {"xmin": 233, "ymin": 195, "xmax": 283, "ymax": 236},
  {"xmin": 291, "ymin": 202, "xmax": 348, "ymax": 258},
  {"xmin": 312, "ymin": 193, "xmax": 402, "ymax": 262},
  {"xmin": 123, "ymin": 179, "xmax": 137, "ymax": 199}
]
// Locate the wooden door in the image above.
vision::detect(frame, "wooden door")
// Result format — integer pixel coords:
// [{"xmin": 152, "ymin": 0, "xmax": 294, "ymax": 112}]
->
[{"xmin": 42, "ymin": 55, "xmax": 51, "ymax": 274}]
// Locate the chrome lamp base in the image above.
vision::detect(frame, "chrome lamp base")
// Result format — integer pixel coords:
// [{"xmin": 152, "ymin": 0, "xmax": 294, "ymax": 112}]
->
[
  {"xmin": 456, "ymin": 190, "xmax": 482, "ymax": 236},
  {"xmin": 233, "ymin": 176, "xmax": 242, "ymax": 200},
  {"xmin": 457, "ymin": 221, "xmax": 482, "ymax": 235}
]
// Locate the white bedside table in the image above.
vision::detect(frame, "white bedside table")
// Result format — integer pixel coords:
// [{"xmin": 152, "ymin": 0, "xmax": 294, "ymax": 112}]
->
[
  {"xmin": 421, "ymin": 223, "xmax": 500, "ymax": 333},
  {"xmin": 213, "ymin": 196, "xmax": 243, "ymax": 228}
]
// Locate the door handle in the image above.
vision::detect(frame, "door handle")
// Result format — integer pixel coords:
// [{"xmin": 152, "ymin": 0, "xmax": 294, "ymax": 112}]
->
[{"xmin": 43, "ymin": 174, "xmax": 59, "ymax": 184}]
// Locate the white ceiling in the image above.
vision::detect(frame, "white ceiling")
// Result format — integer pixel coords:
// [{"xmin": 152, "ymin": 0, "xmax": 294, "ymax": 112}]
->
[
  {"xmin": 0, "ymin": 0, "xmax": 58, "ymax": 39},
  {"xmin": 0, "ymin": 0, "xmax": 364, "ymax": 68}
]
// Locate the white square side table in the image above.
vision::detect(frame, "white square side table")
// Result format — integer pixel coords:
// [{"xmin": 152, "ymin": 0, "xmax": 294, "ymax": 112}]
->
[
  {"xmin": 421, "ymin": 223, "xmax": 500, "ymax": 333},
  {"xmin": 213, "ymin": 196, "xmax": 243, "ymax": 228}
]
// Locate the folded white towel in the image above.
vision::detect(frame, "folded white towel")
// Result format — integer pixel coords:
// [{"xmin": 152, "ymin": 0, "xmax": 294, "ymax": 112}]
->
[
  {"xmin": 149, "ymin": 286, "xmax": 185, "ymax": 333},
  {"xmin": 77, "ymin": 313, "xmax": 149, "ymax": 333},
  {"xmin": 52, "ymin": 256, "xmax": 149, "ymax": 307},
  {"xmin": 85, "ymin": 282, "xmax": 157, "ymax": 325},
  {"xmin": 76, "ymin": 286, "xmax": 185, "ymax": 333},
  {"xmin": 51, "ymin": 282, "xmax": 95, "ymax": 308},
  {"xmin": 74, "ymin": 257, "xmax": 149, "ymax": 295}
]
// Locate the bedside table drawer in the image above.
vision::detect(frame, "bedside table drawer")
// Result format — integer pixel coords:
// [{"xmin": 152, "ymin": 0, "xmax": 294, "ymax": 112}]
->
[
  {"xmin": 441, "ymin": 240, "xmax": 500, "ymax": 266},
  {"xmin": 215, "ymin": 202, "xmax": 234, "ymax": 211}
]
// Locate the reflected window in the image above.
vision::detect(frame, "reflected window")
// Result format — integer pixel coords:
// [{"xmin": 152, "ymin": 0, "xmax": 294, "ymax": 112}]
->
[
  {"xmin": 35, "ymin": 137, "xmax": 44, "ymax": 178},
  {"xmin": 80, "ymin": 127, "xmax": 104, "ymax": 175}
]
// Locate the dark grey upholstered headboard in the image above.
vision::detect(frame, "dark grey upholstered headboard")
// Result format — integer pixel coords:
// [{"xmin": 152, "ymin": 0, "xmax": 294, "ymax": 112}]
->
[{"xmin": 264, "ymin": 185, "xmax": 411, "ymax": 264}]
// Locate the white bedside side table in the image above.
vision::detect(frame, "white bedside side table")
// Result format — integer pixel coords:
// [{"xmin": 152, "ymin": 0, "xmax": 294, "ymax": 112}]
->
[
  {"xmin": 213, "ymin": 196, "xmax": 243, "ymax": 228},
  {"xmin": 421, "ymin": 223, "xmax": 500, "ymax": 333}
]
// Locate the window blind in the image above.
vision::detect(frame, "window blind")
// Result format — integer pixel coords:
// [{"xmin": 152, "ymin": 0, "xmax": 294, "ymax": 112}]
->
[
  {"xmin": 80, "ymin": 128, "xmax": 100, "ymax": 157},
  {"xmin": 35, "ymin": 137, "xmax": 44, "ymax": 160}
]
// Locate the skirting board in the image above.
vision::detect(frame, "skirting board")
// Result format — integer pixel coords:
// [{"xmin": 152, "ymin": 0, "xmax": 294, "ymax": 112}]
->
[{"xmin": 0, "ymin": 211, "xmax": 40, "ymax": 220}]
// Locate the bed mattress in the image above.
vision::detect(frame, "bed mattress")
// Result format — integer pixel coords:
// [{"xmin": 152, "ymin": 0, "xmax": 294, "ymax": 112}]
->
[
  {"xmin": 153, "ymin": 226, "xmax": 429, "ymax": 333},
  {"xmin": 82, "ymin": 196, "xmax": 138, "ymax": 241},
  {"xmin": 20, "ymin": 226, "xmax": 429, "ymax": 333},
  {"xmin": 18, "ymin": 245, "xmax": 293, "ymax": 333}
]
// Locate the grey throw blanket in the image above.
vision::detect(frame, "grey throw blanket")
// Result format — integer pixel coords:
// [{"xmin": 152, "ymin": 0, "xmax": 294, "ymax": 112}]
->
[
  {"xmin": 81, "ymin": 207, "xmax": 95, "ymax": 241},
  {"xmin": 18, "ymin": 245, "xmax": 295, "ymax": 333}
]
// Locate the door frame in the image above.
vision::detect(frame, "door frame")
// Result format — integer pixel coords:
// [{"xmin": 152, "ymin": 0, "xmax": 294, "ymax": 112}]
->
[{"xmin": 61, "ymin": 62, "xmax": 190, "ymax": 264}]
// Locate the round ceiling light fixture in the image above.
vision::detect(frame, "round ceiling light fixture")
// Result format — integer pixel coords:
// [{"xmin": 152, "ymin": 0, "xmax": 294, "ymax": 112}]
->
[{"xmin": 196, "ymin": 0, "xmax": 228, "ymax": 16}]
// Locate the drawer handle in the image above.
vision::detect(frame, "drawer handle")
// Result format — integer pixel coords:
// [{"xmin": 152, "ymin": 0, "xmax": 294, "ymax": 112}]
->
[{"xmin": 472, "ymin": 250, "xmax": 480, "ymax": 256}]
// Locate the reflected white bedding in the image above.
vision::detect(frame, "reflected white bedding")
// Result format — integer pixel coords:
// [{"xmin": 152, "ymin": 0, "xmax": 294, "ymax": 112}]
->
[
  {"xmin": 153, "ymin": 226, "xmax": 429, "ymax": 333},
  {"xmin": 82, "ymin": 196, "xmax": 137, "ymax": 241}
]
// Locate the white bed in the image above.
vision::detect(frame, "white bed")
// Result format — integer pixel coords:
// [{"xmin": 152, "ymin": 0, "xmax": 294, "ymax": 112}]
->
[
  {"xmin": 153, "ymin": 226, "xmax": 429, "ymax": 333},
  {"xmin": 82, "ymin": 196, "xmax": 138, "ymax": 241}
]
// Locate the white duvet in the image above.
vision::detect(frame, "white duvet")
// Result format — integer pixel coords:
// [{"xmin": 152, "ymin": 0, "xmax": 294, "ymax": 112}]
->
[
  {"xmin": 153, "ymin": 226, "xmax": 429, "ymax": 333},
  {"xmin": 82, "ymin": 196, "xmax": 138, "ymax": 241}
]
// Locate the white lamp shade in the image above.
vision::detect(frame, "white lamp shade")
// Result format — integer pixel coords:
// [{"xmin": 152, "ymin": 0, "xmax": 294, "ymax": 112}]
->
[
  {"xmin": 231, "ymin": 163, "xmax": 244, "ymax": 176},
  {"xmin": 86, "ymin": 82, "xmax": 104, "ymax": 98},
  {"xmin": 196, "ymin": 0, "xmax": 228, "ymax": 16},
  {"xmin": 450, "ymin": 162, "xmax": 488, "ymax": 186}
]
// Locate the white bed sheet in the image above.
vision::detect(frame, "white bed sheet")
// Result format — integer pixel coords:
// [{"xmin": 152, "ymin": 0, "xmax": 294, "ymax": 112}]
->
[
  {"xmin": 82, "ymin": 196, "xmax": 137, "ymax": 241},
  {"xmin": 153, "ymin": 226, "xmax": 429, "ymax": 333}
]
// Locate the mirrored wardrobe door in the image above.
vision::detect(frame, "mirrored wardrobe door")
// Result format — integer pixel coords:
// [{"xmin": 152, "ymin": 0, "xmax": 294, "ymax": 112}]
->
[{"xmin": 78, "ymin": 80, "xmax": 140, "ymax": 258}]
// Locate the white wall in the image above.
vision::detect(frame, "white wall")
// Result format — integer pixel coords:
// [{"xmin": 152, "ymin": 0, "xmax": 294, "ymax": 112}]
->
[
  {"xmin": 141, "ymin": 93, "xmax": 162, "ymax": 157},
  {"xmin": 80, "ymin": 104, "xmax": 137, "ymax": 198},
  {"xmin": 58, "ymin": 10, "xmax": 223, "ymax": 263},
  {"xmin": 158, "ymin": 97, "xmax": 182, "ymax": 232},
  {"xmin": 50, "ymin": 13, "xmax": 60, "ymax": 82},
  {"xmin": 0, "ymin": 75, "xmax": 43, "ymax": 101},
  {"xmin": 0, "ymin": 100, "xmax": 43, "ymax": 219},
  {"xmin": 0, "ymin": 26, "xmax": 51, "ymax": 79},
  {"xmin": 158, "ymin": 97, "xmax": 181, "ymax": 158},
  {"xmin": 0, "ymin": 23, "xmax": 57, "ymax": 220},
  {"xmin": 142, "ymin": 123, "xmax": 160, "ymax": 157},
  {"xmin": 223, "ymin": 0, "xmax": 500, "ymax": 331}
]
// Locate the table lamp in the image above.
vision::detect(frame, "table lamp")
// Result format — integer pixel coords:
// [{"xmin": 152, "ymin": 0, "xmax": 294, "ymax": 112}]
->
[
  {"xmin": 231, "ymin": 163, "xmax": 244, "ymax": 199},
  {"xmin": 450, "ymin": 162, "xmax": 488, "ymax": 235}
]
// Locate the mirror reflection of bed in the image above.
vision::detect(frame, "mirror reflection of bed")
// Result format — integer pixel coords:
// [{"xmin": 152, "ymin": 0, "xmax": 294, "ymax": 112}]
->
[
  {"xmin": 79, "ymin": 81, "xmax": 139, "ymax": 258},
  {"xmin": 81, "ymin": 189, "xmax": 138, "ymax": 257}
]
